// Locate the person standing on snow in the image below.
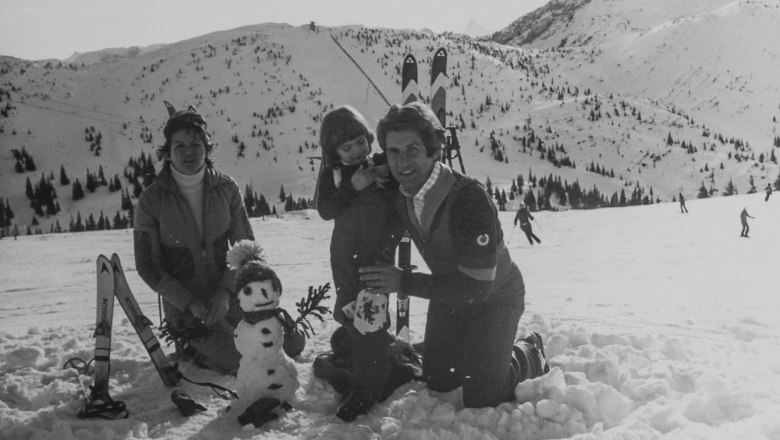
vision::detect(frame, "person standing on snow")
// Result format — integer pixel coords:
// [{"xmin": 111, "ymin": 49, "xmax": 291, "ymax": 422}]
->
[
  {"xmin": 514, "ymin": 202, "xmax": 542, "ymax": 245},
  {"xmin": 740, "ymin": 207, "xmax": 754, "ymax": 237},
  {"xmin": 766, "ymin": 184, "xmax": 773, "ymax": 202},
  {"xmin": 311, "ymin": 105, "xmax": 419, "ymax": 422},
  {"xmin": 359, "ymin": 102, "xmax": 549, "ymax": 410},
  {"xmin": 679, "ymin": 192, "xmax": 688, "ymax": 213},
  {"xmin": 133, "ymin": 102, "xmax": 255, "ymax": 374}
]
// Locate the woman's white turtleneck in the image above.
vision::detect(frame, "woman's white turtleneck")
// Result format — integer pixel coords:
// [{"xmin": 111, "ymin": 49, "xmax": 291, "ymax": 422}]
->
[{"xmin": 171, "ymin": 164, "xmax": 205, "ymax": 239}]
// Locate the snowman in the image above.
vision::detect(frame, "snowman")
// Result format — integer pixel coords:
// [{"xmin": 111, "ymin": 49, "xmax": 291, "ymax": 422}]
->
[{"xmin": 226, "ymin": 240, "xmax": 305, "ymax": 427}]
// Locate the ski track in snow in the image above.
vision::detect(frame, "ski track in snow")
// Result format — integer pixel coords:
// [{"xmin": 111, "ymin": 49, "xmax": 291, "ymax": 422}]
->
[{"xmin": 0, "ymin": 195, "xmax": 779, "ymax": 440}]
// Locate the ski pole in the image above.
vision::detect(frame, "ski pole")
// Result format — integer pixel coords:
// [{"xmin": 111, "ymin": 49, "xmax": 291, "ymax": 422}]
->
[
  {"xmin": 507, "ymin": 224, "xmax": 517, "ymax": 244},
  {"xmin": 533, "ymin": 219, "xmax": 544, "ymax": 231}
]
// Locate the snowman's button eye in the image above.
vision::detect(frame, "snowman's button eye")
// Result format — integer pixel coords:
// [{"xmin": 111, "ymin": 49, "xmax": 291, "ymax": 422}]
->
[
  {"xmin": 261, "ymin": 328, "xmax": 271, "ymax": 335},
  {"xmin": 243, "ymin": 286, "xmax": 252, "ymax": 296}
]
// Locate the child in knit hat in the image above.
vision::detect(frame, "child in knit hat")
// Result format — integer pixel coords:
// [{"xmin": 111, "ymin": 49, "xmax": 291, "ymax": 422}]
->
[{"xmin": 313, "ymin": 105, "xmax": 410, "ymax": 421}]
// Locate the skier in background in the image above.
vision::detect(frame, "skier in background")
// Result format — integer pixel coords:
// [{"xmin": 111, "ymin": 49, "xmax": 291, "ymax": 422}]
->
[
  {"xmin": 514, "ymin": 202, "xmax": 542, "ymax": 245},
  {"xmin": 360, "ymin": 102, "xmax": 549, "ymax": 411},
  {"xmin": 311, "ymin": 105, "xmax": 416, "ymax": 422},
  {"xmin": 679, "ymin": 192, "xmax": 688, "ymax": 213},
  {"xmin": 740, "ymin": 207, "xmax": 754, "ymax": 237},
  {"xmin": 766, "ymin": 184, "xmax": 773, "ymax": 202},
  {"xmin": 134, "ymin": 102, "xmax": 254, "ymax": 374}
]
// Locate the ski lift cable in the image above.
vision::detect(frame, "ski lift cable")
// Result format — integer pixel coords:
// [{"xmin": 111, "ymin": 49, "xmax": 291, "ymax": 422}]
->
[
  {"xmin": 327, "ymin": 31, "xmax": 391, "ymax": 107},
  {"xmin": 13, "ymin": 100, "xmax": 130, "ymax": 127}
]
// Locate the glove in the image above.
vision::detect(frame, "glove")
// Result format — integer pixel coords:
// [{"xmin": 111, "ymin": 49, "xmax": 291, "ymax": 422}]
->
[
  {"xmin": 237, "ymin": 397, "xmax": 281, "ymax": 427},
  {"xmin": 171, "ymin": 390, "xmax": 206, "ymax": 416}
]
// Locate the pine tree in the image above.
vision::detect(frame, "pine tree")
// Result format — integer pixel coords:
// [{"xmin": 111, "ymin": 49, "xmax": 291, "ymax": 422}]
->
[
  {"xmin": 72, "ymin": 179, "xmax": 85, "ymax": 200},
  {"xmin": 25, "ymin": 177, "xmax": 34, "ymax": 200},
  {"xmin": 696, "ymin": 182, "xmax": 708, "ymax": 199},
  {"xmin": 59, "ymin": 165, "xmax": 70, "ymax": 185},
  {"xmin": 113, "ymin": 211, "xmax": 123, "ymax": 229},
  {"xmin": 85, "ymin": 213, "xmax": 96, "ymax": 231},
  {"xmin": 722, "ymin": 178, "xmax": 737, "ymax": 196},
  {"xmin": 24, "ymin": 155, "xmax": 36, "ymax": 171},
  {"xmin": 278, "ymin": 184, "xmax": 286, "ymax": 202}
]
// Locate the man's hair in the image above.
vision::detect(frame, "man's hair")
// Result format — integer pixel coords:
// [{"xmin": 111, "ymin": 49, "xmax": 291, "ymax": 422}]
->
[
  {"xmin": 319, "ymin": 105, "xmax": 375, "ymax": 167},
  {"xmin": 376, "ymin": 102, "xmax": 445, "ymax": 158}
]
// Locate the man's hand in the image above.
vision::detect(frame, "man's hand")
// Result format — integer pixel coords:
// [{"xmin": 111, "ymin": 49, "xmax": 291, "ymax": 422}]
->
[
  {"xmin": 205, "ymin": 289, "xmax": 231, "ymax": 326},
  {"xmin": 358, "ymin": 263, "xmax": 403, "ymax": 295}
]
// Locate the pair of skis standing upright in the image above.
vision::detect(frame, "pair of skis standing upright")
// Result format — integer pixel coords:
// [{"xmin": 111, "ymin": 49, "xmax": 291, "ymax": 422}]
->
[{"xmin": 396, "ymin": 47, "xmax": 465, "ymax": 340}]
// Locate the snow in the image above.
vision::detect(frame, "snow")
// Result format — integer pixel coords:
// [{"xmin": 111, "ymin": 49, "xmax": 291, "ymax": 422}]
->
[{"xmin": 1, "ymin": 192, "xmax": 778, "ymax": 439}]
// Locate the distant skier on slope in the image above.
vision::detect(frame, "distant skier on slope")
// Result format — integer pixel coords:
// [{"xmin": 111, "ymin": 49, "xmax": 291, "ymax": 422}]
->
[
  {"xmin": 679, "ymin": 192, "xmax": 688, "ymax": 213},
  {"xmin": 765, "ymin": 184, "xmax": 773, "ymax": 202},
  {"xmin": 740, "ymin": 207, "xmax": 754, "ymax": 237},
  {"xmin": 514, "ymin": 202, "xmax": 542, "ymax": 245}
]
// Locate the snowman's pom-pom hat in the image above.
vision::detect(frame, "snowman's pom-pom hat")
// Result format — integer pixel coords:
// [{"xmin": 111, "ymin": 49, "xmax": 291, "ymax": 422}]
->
[
  {"xmin": 227, "ymin": 240, "xmax": 282, "ymax": 296},
  {"xmin": 227, "ymin": 240, "xmax": 265, "ymax": 271}
]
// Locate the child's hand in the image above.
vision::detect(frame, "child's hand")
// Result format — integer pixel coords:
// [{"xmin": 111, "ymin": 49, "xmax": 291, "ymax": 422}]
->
[
  {"xmin": 374, "ymin": 164, "xmax": 392, "ymax": 184},
  {"xmin": 351, "ymin": 167, "xmax": 377, "ymax": 191}
]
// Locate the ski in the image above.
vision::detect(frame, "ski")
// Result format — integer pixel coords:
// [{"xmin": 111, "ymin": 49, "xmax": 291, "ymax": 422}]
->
[
  {"xmin": 401, "ymin": 54, "xmax": 418, "ymax": 105},
  {"xmin": 431, "ymin": 48, "xmax": 447, "ymax": 128},
  {"xmin": 110, "ymin": 253, "xmax": 180, "ymax": 387},
  {"xmin": 396, "ymin": 232, "xmax": 412, "ymax": 341},
  {"xmin": 91, "ymin": 255, "xmax": 114, "ymax": 400},
  {"xmin": 397, "ymin": 53, "xmax": 419, "ymax": 339}
]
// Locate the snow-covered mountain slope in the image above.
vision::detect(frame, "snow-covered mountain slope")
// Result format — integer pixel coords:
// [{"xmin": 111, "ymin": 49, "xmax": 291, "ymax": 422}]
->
[
  {"xmin": 1, "ymin": 9, "xmax": 778, "ymax": 235},
  {"xmin": 492, "ymin": 0, "xmax": 780, "ymax": 151}
]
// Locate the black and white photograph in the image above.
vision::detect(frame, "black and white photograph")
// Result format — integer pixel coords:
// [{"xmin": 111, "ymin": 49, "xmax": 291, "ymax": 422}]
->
[{"xmin": 1, "ymin": 0, "xmax": 778, "ymax": 438}]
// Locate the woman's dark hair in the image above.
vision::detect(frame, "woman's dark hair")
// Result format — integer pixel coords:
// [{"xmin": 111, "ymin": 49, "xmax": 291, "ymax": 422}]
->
[
  {"xmin": 156, "ymin": 104, "xmax": 215, "ymax": 166},
  {"xmin": 376, "ymin": 102, "xmax": 445, "ymax": 158}
]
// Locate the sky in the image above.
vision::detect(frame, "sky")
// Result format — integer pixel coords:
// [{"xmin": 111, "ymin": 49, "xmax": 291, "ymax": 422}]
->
[
  {"xmin": 1, "ymin": 194, "xmax": 778, "ymax": 439},
  {"xmin": 0, "ymin": 0, "xmax": 548, "ymax": 60}
]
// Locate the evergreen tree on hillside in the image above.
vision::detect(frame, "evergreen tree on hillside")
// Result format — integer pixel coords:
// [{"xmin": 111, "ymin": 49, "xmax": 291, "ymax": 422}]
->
[
  {"xmin": 59, "ymin": 165, "xmax": 70, "ymax": 185},
  {"xmin": 24, "ymin": 154, "xmax": 36, "ymax": 171},
  {"xmin": 698, "ymin": 182, "xmax": 710, "ymax": 199},
  {"xmin": 71, "ymin": 179, "xmax": 84, "ymax": 200},
  {"xmin": 722, "ymin": 178, "xmax": 737, "ymax": 196},
  {"xmin": 86, "ymin": 170, "xmax": 97, "ymax": 193},
  {"xmin": 257, "ymin": 194, "xmax": 271, "ymax": 217},
  {"xmin": 25, "ymin": 177, "xmax": 33, "ymax": 200}
]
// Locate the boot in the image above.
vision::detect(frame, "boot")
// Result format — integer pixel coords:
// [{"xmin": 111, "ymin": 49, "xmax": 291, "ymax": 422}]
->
[
  {"xmin": 336, "ymin": 385, "xmax": 378, "ymax": 422},
  {"xmin": 513, "ymin": 332, "xmax": 550, "ymax": 380},
  {"xmin": 237, "ymin": 397, "xmax": 281, "ymax": 427}
]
